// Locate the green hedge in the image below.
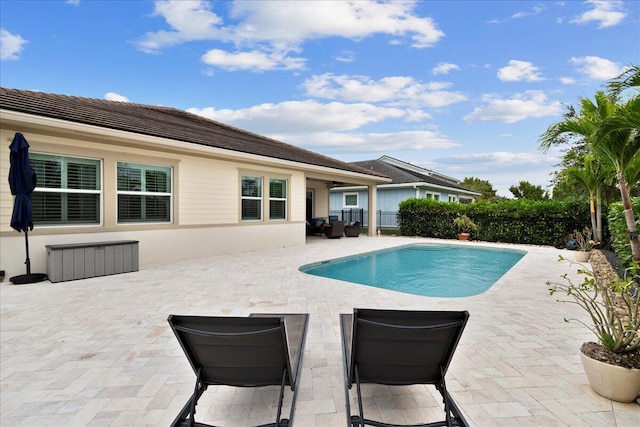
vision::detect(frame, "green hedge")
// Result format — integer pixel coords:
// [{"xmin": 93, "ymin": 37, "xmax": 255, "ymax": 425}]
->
[
  {"xmin": 607, "ymin": 197, "xmax": 640, "ymax": 270},
  {"xmin": 397, "ymin": 198, "xmax": 594, "ymax": 246}
]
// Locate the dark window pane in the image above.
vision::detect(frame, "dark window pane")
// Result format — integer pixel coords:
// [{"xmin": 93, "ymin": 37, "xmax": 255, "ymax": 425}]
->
[
  {"xmin": 118, "ymin": 194, "xmax": 170, "ymax": 222},
  {"xmin": 118, "ymin": 167, "xmax": 141, "ymax": 191},
  {"xmin": 242, "ymin": 176, "xmax": 261, "ymax": 197},
  {"xmin": 67, "ymin": 194, "xmax": 100, "ymax": 223},
  {"xmin": 68, "ymin": 162, "xmax": 99, "ymax": 190},
  {"xmin": 144, "ymin": 196, "xmax": 170, "ymax": 220},
  {"xmin": 269, "ymin": 179, "xmax": 286, "ymax": 198},
  {"xmin": 31, "ymin": 158, "xmax": 62, "ymax": 189},
  {"xmin": 118, "ymin": 194, "xmax": 142, "ymax": 222},
  {"xmin": 145, "ymin": 170, "xmax": 169, "ymax": 193},
  {"xmin": 32, "ymin": 193, "xmax": 62, "ymax": 224},
  {"xmin": 270, "ymin": 200, "xmax": 286, "ymax": 220},
  {"xmin": 242, "ymin": 199, "xmax": 261, "ymax": 220}
]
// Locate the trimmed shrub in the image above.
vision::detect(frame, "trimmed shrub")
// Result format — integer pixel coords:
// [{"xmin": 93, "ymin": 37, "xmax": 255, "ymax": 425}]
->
[
  {"xmin": 607, "ymin": 197, "xmax": 640, "ymax": 270},
  {"xmin": 398, "ymin": 198, "xmax": 592, "ymax": 246}
]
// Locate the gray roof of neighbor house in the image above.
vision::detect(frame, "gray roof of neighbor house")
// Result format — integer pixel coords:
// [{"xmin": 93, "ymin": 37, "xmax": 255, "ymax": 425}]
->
[
  {"xmin": 0, "ymin": 87, "xmax": 387, "ymax": 179},
  {"xmin": 352, "ymin": 159, "xmax": 477, "ymax": 193}
]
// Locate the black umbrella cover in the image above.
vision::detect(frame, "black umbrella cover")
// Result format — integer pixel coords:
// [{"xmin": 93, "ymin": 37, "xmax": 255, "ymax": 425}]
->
[{"xmin": 8, "ymin": 132, "xmax": 37, "ymax": 233}]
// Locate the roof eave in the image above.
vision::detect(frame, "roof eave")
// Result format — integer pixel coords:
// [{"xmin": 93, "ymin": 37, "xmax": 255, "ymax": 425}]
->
[
  {"xmin": 1, "ymin": 109, "xmax": 391, "ymax": 184},
  {"xmin": 331, "ymin": 181, "xmax": 481, "ymax": 196}
]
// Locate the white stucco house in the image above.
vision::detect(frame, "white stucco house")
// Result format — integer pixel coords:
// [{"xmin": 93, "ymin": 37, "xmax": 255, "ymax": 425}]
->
[{"xmin": 0, "ymin": 88, "xmax": 390, "ymax": 280}]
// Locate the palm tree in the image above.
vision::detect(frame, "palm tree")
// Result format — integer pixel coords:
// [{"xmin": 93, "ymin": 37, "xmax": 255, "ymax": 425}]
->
[
  {"xmin": 607, "ymin": 65, "xmax": 640, "ymax": 98},
  {"xmin": 562, "ymin": 155, "xmax": 606, "ymax": 241},
  {"xmin": 540, "ymin": 91, "xmax": 640, "ymax": 262}
]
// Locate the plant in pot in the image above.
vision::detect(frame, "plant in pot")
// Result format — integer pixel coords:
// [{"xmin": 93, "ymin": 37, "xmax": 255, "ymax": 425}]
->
[
  {"xmin": 453, "ymin": 214, "xmax": 478, "ymax": 241},
  {"xmin": 547, "ymin": 258, "xmax": 640, "ymax": 402},
  {"xmin": 572, "ymin": 228, "xmax": 597, "ymax": 262}
]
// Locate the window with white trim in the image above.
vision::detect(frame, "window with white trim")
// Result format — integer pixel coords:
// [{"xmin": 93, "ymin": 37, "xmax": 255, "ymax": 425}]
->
[
  {"xmin": 425, "ymin": 192, "xmax": 440, "ymax": 201},
  {"xmin": 241, "ymin": 175, "xmax": 262, "ymax": 221},
  {"xmin": 344, "ymin": 192, "xmax": 358, "ymax": 207},
  {"xmin": 30, "ymin": 154, "xmax": 101, "ymax": 225},
  {"xmin": 448, "ymin": 195, "xmax": 457, "ymax": 202},
  {"xmin": 269, "ymin": 178, "xmax": 287, "ymax": 220},
  {"xmin": 117, "ymin": 162, "xmax": 172, "ymax": 223}
]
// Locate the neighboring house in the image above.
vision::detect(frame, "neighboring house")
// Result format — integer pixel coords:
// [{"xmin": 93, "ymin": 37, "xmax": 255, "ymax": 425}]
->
[
  {"xmin": 330, "ymin": 156, "xmax": 481, "ymax": 226},
  {"xmin": 0, "ymin": 88, "xmax": 390, "ymax": 279}
]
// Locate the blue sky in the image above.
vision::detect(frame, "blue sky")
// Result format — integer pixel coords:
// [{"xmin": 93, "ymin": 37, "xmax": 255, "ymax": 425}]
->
[{"xmin": 1, "ymin": 0, "xmax": 638, "ymax": 197}]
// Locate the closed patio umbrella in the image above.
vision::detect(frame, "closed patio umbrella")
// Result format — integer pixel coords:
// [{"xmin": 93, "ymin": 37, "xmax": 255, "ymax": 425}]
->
[{"xmin": 8, "ymin": 132, "xmax": 47, "ymax": 284}]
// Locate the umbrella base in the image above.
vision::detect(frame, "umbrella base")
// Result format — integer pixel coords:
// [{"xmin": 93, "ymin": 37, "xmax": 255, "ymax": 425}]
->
[{"xmin": 10, "ymin": 273, "xmax": 48, "ymax": 285}]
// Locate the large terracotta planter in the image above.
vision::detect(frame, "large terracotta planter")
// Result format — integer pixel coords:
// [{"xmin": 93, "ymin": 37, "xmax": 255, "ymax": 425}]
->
[
  {"xmin": 580, "ymin": 351, "xmax": 640, "ymax": 402},
  {"xmin": 575, "ymin": 251, "xmax": 591, "ymax": 262},
  {"xmin": 457, "ymin": 233, "xmax": 470, "ymax": 241}
]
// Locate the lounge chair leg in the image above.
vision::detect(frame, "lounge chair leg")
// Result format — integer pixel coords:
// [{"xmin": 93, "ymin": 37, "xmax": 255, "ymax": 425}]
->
[
  {"xmin": 276, "ymin": 370, "xmax": 286, "ymax": 427},
  {"xmin": 354, "ymin": 366, "xmax": 366, "ymax": 427},
  {"xmin": 437, "ymin": 365, "xmax": 469, "ymax": 427},
  {"xmin": 171, "ymin": 368, "xmax": 206, "ymax": 427}
]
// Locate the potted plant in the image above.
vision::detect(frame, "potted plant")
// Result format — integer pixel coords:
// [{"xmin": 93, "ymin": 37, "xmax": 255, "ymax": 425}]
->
[
  {"xmin": 453, "ymin": 214, "xmax": 478, "ymax": 241},
  {"xmin": 547, "ymin": 258, "xmax": 640, "ymax": 402},
  {"xmin": 573, "ymin": 228, "xmax": 597, "ymax": 262}
]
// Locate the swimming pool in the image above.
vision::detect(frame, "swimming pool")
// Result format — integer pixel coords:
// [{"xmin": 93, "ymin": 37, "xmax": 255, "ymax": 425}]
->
[{"xmin": 300, "ymin": 244, "xmax": 526, "ymax": 297}]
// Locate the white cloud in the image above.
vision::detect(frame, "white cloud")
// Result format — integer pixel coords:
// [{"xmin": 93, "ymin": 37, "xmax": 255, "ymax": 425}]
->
[
  {"xmin": 302, "ymin": 73, "xmax": 466, "ymax": 108},
  {"xmin": 201, "ymin": 48, "xmax": 306, "ymax": 71},
  {"xmin": 227, "ymin": 0, "xmax": 444, "ymax": 48},
  {"xmin": 433, "ymin": 151, "xmax": 557, "ymax": 197},
  {"xmin": 135, "ymin": 0, "xmax": 445, "ymax": 71},
  {"xmin": 463, "ymin": 90, "xmax": 563, "ymax": 123},
  {"xmin": 497, "ymin": 60, "xmax": 544, "ymax": 82},
  {"xmin": 66, "ymin": 0, "xmax": 80, "ymax": 5},
  {"xmin": 437, "ymin": 152, "xmax": 545, "ymax": 167},
  {"xmin": 511, "ymin": 5, "xmax": 544, "ymax": 19},
  {"xmin": 105, "ymin": 92, "xmax": 129, "ymax": 102},
  {"xmin": 0, "ymin": 29, "xmax": 27, "ymax": 61},
  {"xmin": 282, "ymin": 130, "xmax": 460, "ymax": 153},
  {"xmin": 334, "ymin": 50, "xmax": 355, "ymax": 63},
  {"xmin": 570, "ymin": 56, "xmax": 625, "ymax": 80},
  {"xmin": 560, "ymin": 76, "xmax": 576, "ymax": 85},
  {"xmin": 188, "ymin": 100, "xmax": 406, "ymax": 134},
  {"xmin": 136, "ymin": 0, "xmax": 225, "ymax": 53},
  {"xmin": 487, "ymin": 5, "xmax": 544, "ymax": 24},
  {"xmin": 432, "ymin": 62, "xmax": 460, "ymax": 75},
  {"xmin": 571, "ymin": 0, "xmax": 626, "ymax": 28}
]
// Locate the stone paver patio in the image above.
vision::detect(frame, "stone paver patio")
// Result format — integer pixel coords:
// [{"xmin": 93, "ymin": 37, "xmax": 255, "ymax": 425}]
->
[{"xmin": 1, "ymin": 236, "xmax": 639, "ymax": 426}]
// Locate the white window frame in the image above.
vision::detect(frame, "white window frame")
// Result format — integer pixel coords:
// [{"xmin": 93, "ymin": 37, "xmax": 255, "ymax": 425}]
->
[
  {"xmin": 241, "ymin": 175, "xmax": 263, "ymax": 221},
  {"xmin": 343, "ymin": 192, "xmax": 359, "ymax": 208},
  {"xmin": 269, "ymin": 178, "xmax": 287, "ymax": 221},
  {"xmin": 116, "ymin": 162, "xmax": 173, "ymax": 224},
  {"xmin": 30, "ymin": 153, "xmax": 103, "ymax": 226},
  {"xmin": 425, "ymin": 192, "xmax": 440, "ymax": 201},
  {"xmin": 448, "ymin": 195, "xmax": 458, "ymax": 202}
]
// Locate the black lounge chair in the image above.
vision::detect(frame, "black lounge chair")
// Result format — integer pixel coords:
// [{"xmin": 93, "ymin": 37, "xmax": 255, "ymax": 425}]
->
[
  {"xmin": 168, "ymin": 313, "xmax": 309, "ymax": 427},
  {"xmin": 340, "ymin": 309, "xmax": 470, "ymax": 427}
]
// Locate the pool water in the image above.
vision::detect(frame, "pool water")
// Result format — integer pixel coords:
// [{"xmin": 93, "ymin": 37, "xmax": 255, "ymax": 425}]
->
[{"xmin": 300, "ymin": 244, "xmax": 526, "ymax": 297}]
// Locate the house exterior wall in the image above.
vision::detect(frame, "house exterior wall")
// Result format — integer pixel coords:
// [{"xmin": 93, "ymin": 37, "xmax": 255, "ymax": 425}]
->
[
  {"xmin": 306, "ymin": 181, "xmax": 330, "ymax": 218},
  {"xmin": 331, "ymin": 187, "xmax": 419, "ymax": 212},
  {"xmin": 378, "ymin": 188, "xmax": 418, "ymax": 211},
  {"xmin": 0, "ymin": 126, "xmax": 306, "ymax": 279},
  {"xmin": 329, "ymin": 189, "xmax": 366, "ymax": 210},
  {"xmin": 330, "ymin": 186, "xmax": 474, "ymax": 214}
]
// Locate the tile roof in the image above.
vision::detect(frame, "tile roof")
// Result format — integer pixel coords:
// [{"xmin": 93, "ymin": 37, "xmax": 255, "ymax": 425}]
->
[
  {"xmin": 0, "ymin": 87, "xmax": 387, "ymax": 179},
  {"xmin": 352, "ymin": 159, "xmax": 477, "ymax": 193}
]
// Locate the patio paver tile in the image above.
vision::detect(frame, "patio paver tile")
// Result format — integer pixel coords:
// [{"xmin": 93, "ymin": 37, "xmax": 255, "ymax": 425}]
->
[{"xmin": 2, "ymin": 236, "xmax": 639, "ymax": 426}]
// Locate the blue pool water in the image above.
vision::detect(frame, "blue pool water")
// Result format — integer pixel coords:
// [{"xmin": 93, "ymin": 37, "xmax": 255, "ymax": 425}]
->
[{"xmin": 300, "ymin": 244, "xmax": 526, "ymax": 297}]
